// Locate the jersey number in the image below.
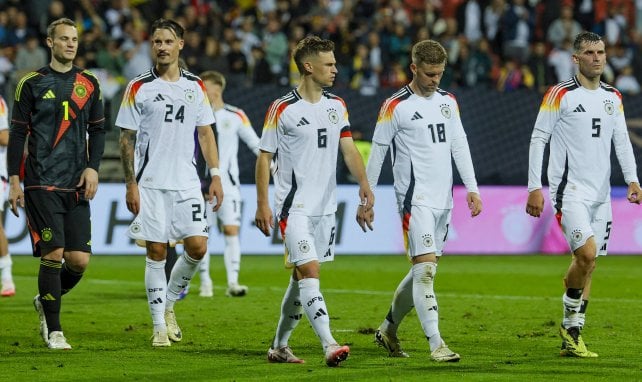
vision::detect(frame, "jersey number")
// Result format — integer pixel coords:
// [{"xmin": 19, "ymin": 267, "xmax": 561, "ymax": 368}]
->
[
  {"xmin": 591, "ymin": 118, "xmax": 600, "ymax": 137},
  {"xmin": 62, "ymin": 100, "xmax": 69, "ymax": 121},
  {"xmin": 317, "ymin": 128, "xmax": 327, "ymax": 148},
  {"xmin": 191, "ymin": 204, "xmax": 203, "ymax": 222},
  {"xmin": 165, "ymin": 104, "xmax": 185, "ymax": 123},
  {"xmin": 427, "ymin": 123, "xmax": 446, "ymax": 143}
]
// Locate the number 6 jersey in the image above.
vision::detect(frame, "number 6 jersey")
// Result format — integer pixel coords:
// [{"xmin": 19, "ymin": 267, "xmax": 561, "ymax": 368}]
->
[
  {"xmin": 260, "ymin": 89, "xmax": 351, "ymax": 217},
  {"xmin": 116, "ymin": 67, "xmax": 215, "ymax": 191}
]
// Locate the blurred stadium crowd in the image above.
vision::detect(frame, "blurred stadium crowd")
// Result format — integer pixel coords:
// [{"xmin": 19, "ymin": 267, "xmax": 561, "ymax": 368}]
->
[
  {"xmin": 1, "ymin": 0, "xmax": 642, "ymax": 98},
  {"xmin": 1, "ymin": 0, "xmax": 642, "ymax": 182}
]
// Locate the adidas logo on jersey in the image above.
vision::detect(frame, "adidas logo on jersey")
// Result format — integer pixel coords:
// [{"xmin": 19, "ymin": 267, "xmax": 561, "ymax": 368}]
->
[
  {"xmin": 42, "ymin": 90, "xmax": 56, "ymax": 99},
  {"xmin": 411, "ymin": 111, "xmax": 423, "ymax": 120},
  {"xmin": 153, "ymin": 94, "xmax": 165, "ymax": 102},
  {"xmin": 573, "ymin": 104, "xmax": 586, "ymax": 112},
  {"xmin": 296, "ymin": 117, "xmax": 310, "ymax": 127}
]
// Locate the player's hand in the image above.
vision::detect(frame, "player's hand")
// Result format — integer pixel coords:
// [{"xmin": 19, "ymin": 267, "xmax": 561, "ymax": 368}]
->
[
  {"xmin": 8, "ymin": 178, "xmax": 24, "ymax": 217},
  {"xmin": 208, "ymin": 176, "xmax": 224, "ymax": 211},
  {"xmin": 526, "ymin": 189, "xmax": 545, "ymax": 217},
  {"xmin": 356, "ymin": 205, "xmax": 374, "ymax": 232},
  {"xmin": 359, "ymin": 185, "xmax": 374, "ymax": 211},
  {"xmin": 627, "ymin": 182, "xmax": 642, "ymax": 204},
  {"xmin": 467, "ymin": 192, "xmax": 482, "ymax": 217},
  {"xmin": 125, "ymin": 182, "xmax": 141, "ymax": 215},
  {"xmin": 77, "ymin": 168, "xmax": 99, "ymax": 200},
  {"xmin": 255, "ymin": 203, "xmax": 274, "ymax": 237}
]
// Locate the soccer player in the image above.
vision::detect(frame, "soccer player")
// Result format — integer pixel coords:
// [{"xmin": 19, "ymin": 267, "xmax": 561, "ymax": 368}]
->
[
  {"xmin": 0, "ymin": 95, "xmax": 15, "ymax": 297},
  {"xmin": 526, "ymin": 31, "xmax": 641, "ymax": 358},
  {"xmin": 358, "ymin": 39, "xmax": 482, "ymax": 362},
  {"xmin": 7, "ymin": 18, "xmax": 106, "ymax": 349},
  {"xmin": 116, "ymin": 18, "xmax": 223, "ymax": 347},
  {"xmin": 255, "ymin": 35, "xmax": 374, "ymax": 367},
  {"xmin": 196, "ymin": 70, "xmax": 260, "ymax": 298}
]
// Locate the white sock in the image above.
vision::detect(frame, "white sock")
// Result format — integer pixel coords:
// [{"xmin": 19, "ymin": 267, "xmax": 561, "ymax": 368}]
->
[
  {"xmin": 380, "ymin": 269, "xmax": 413, "ymax": 336},
  {"xmin": 145, "ymin": 258, "xmax": 167, "ymax": 332},
  {"xmin": 562, "ymin": 293, "xmax": 582, "ymax": 329},
  {"xmin": 224, "ymin": 235, "xmax": 241, "ymax": 285},
  {"xmin": 299, "ymin": 277, "xmax": 336, "ymax": 349},
  {"xmin": 273, "ymin": 277, "xmax": 303, "ymax": 349},
  {"xmin": 199, "ymin": 253, "xmax": 212, "ymax": 285},
  {"xmin": 412, "ymin": 262, "xmax": 442, "ymax": 352},
  {"xmin": 166, "ymin": 252, "xmax": 201, "ymax": 310},
  {"xmin": 0, "ymin": 254, "xmax": 12, "ymax": 283}
]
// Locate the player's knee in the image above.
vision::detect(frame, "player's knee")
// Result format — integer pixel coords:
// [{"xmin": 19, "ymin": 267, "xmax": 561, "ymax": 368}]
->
[{"xmin": 65, "ymin": 252, "xmax": 90, "ymax": 272}]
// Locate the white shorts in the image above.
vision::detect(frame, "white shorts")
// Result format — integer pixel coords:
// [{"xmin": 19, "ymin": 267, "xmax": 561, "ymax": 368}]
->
[
  {"xmin": 279, "ymin": 214, "xmax": 336, "ymax": 268},
  {"xmin": 555, "ymin": 200, "xmax": 612, "ymax": 256},
  {"xmin": 402, "ymin": 205, "xmax": 451, "ymax": 257},
  {"xmin": 207, "ymin": 192, "xmax": 241, "ymax": 228},
  {"xmin": 128, "ymin": 186, "xmax": 209, "ymax": 243}
]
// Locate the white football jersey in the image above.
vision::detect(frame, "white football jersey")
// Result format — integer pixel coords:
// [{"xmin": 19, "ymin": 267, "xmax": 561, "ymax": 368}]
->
[
  {"xmin": 214, "ymin": 104, "xmax": 259, "ymax": 196},
  {"xmin": 0, "ymin": 95, "xmax": 8, "ymax": 180},
  {"xmin": 260, "ymin": 89, "xmax": 352, "ymax": 217},
  {"xmin": 372, "ymin": 86, "xmax": 478, "ymax": 210},
  {"xmin": 530, "ymin": 76, "xmax": 638, "ymax": 203},
  {"xmin": 116, "ymin": 68, "xmax": 215, "ymax": 190}
]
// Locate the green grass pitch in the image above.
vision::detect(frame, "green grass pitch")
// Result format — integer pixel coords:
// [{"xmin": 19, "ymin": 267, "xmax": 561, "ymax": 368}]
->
[{"xmin": 1, "ymin": 254, "xmax": 641, "ymax": 381}]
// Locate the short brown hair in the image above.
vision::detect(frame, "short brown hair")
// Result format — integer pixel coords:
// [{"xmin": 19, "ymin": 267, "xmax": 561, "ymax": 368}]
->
[
  {"xmin": 411, "ymin": 40, "xmax": 448, "ymax": 66},
  {"xmin": 47, "ymin": 18, "xmax": 76, "ymax": 39},
  {"xmin": 292, "ymin": 35, "xmax": 334, "ymax": 74},
  {"xmin": 200, "ymin": 70, "xmax": 226, "ymax": 90},
  {"xmin": 151, "ymin": 18, "xmax": 184, "ymax": 39}
]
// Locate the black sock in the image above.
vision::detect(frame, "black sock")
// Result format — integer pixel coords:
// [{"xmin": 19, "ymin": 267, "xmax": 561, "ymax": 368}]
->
[
  {"xmin": 60, "ymin": 262, "xmax": 84, "ymax": 295},
  {"xmin": 165, "ymin": 245, "xmax": 178, "ymax": 282},
  {"xmin": 579, "ymin": 299, "xmax": 589, "ymax": 314},
  {"xmin": 39, "ymin": 259, "xmax": 63, "ymax": 333},
  {"xmin": 566, "ymin": 288, "xmax": 583, "ymax": 300}
]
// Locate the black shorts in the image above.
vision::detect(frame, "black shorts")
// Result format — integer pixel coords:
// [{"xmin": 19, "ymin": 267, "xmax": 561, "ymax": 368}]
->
[{"xmin": 25, "ymin": 189, "xmax": 91, "ymax": 257}]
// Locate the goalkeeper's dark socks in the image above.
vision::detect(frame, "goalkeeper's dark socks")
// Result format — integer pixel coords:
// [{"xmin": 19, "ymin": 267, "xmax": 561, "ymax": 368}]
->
[
  {"xmin": 60, "ymin": 262, "xmax": 84, "ymax": 295},
  {"xmin": 39, "ymin": 259, "xmax": 63, "ymax": 332}
]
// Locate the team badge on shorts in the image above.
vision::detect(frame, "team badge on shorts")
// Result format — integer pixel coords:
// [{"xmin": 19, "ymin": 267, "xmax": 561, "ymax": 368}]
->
[
  {"xmin": 130, "ymin": 222, "xmax": 142, "ymax": 234},
  {"xmin": 571, "ymin": 229, "xmax": 583, "ymax": 242},
  {"xmin": 41, "ymin": 228, "xmax": 53, "ymax": 242},
  {"xmin": 297, "ymin": 240, "xmax": 310, "ymax": 253},
  {"xmin": 603, "ymin": 99, "xmax": 614, "ymax": 115},
  {"xmin": 440, "ymin": 104, "xmax": 451, "ymax": 119},
  {"xmin": 422, "ymin": 234, "xmax": 434, "ymax": 248}
]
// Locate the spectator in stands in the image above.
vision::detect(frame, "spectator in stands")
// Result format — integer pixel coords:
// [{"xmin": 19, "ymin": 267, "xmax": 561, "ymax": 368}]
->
[
  {"xmin": 263, "ymin": 17, "xmax": 289, "ymax": 80},
  {"xmin": 121, "ymin": 24, "xmax": 153, "ymax": 81},
  {"xmin": 548, "ymin": 38, "xmax": 575, "ymax": 82},
  {"xmin": 13, "ymin": 33, "xmax": 47, "ymax": 78},
  {"xmin": 496, "ymin": 58, "xmax": 534, "ymax": 91},
  {"xmin": 6, "ymin": 9, "xmax": 33, "ymax": 47},
  {"xmin": 456, "ymin": 0, "xmax": 484, "ymax": 45},
  {"xmin": 251, "ymin": 45, "xmax": 274, "ymax": 84},
  {"xmin": 528, "ymin": 41, "xmax": 554, "ymax": 93},
  {"xmin": 547, "ymin": 5, "xmax": 583, "ymax": 49},
  {"xmin": 457, "ymin": 38, "xmax": 494, "ymax": 88},
  {"xmin": 227, "ymin": 38, "xmax": 249, "ymax": 87},
  {"xmin": 500, "ymin": 0, "xmax": 534, "ymax": 62},
  {"xmin": 615, "ymin": 65, "xmax": 641, "ymax": 95}
]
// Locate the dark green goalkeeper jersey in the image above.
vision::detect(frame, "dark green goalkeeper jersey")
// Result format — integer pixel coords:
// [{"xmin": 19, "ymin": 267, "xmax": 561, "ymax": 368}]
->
[{"xmin": 8, "ymin": 65, "xmax": 105, "ymax": 191}]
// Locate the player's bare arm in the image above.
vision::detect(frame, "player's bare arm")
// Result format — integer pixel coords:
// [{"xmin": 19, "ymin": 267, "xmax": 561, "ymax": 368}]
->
[
  {"xmin": 197, "ymin": 124, "xmax": 223, "ymax": 211},
  {"xmin": 526, "ymin": 189, "xmax": 545, "ymax": 217},
  {"xmin": 119, "ymin": 128, "xmax": 140, "ymax": 215},
  {"xmin": 8, "ymin": 175, "xmax": 23, "ymax": 217},
  {"xmin": 467, "ymin": 192, "xmax": 483, "ymax": 217},
  {"xmin": 255, "ymin": 150, "xmax": 274, "ymax": 237},
  {"xmin": 627, "ymin": 182, "xmax": 642, "ymax": 204}
]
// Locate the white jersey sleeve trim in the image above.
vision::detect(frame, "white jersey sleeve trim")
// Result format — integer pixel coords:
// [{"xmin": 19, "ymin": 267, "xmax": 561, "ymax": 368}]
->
[
  {"xmin": 365, "ymin": 142, "xmax": 388, "ymax": 192},
  {"xmin": 451, "ymin": 135, "xmax": 479, "ymax": 194},
  {"xmin": 528, "ymin": 128, "xmax": 550, "ymax": 192}
]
